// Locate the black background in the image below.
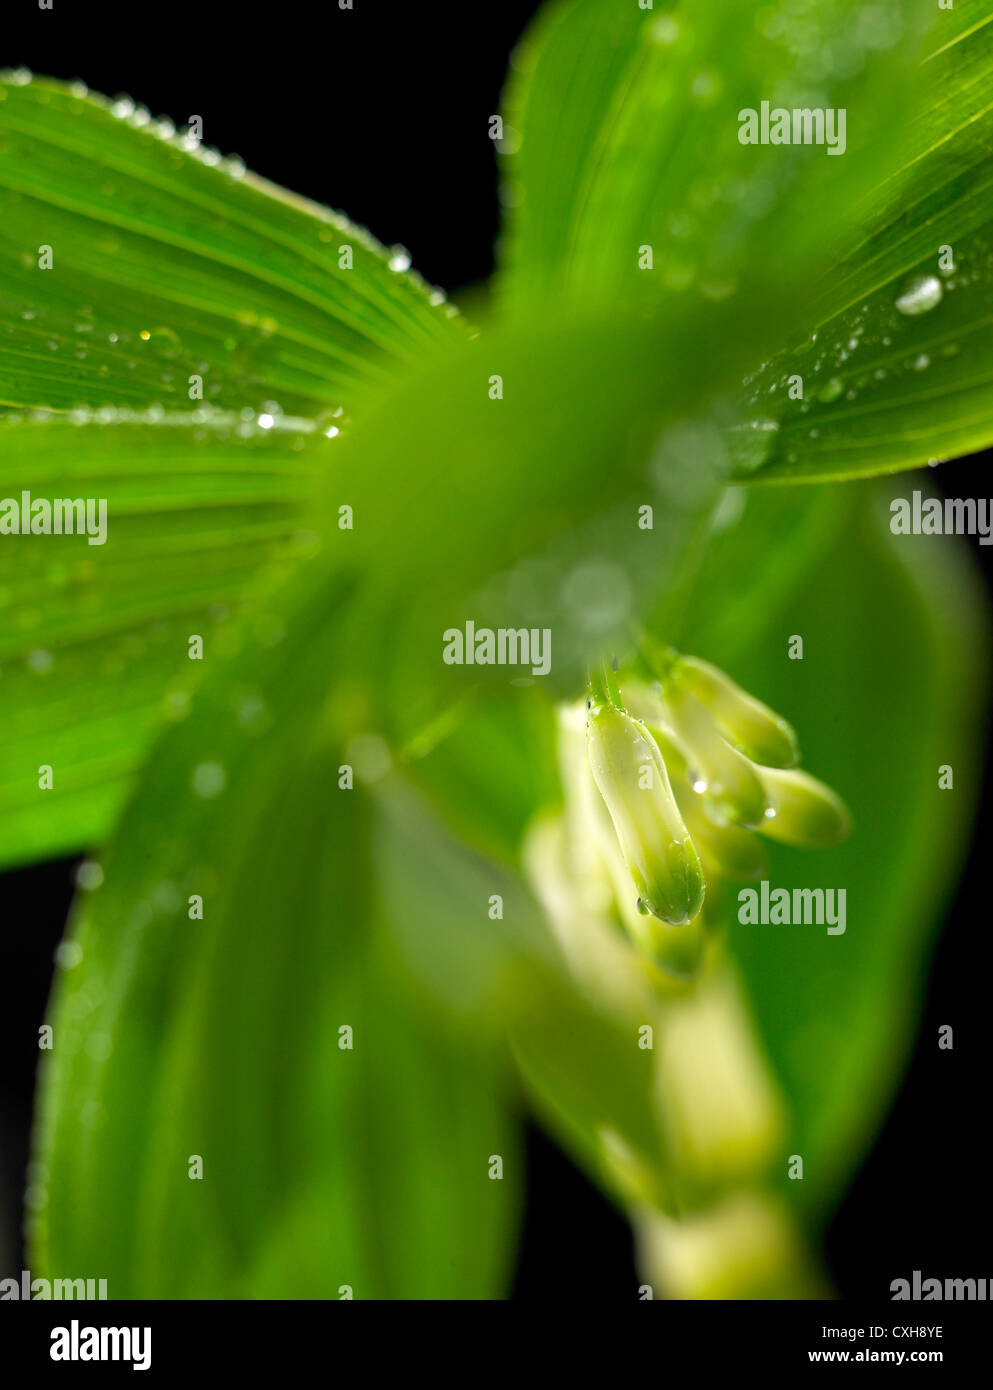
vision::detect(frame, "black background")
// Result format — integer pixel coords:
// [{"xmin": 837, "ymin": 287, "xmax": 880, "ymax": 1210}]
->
[{"xmin": 2, "ymin": 0, "xmax": 990, "ymax": 1301}]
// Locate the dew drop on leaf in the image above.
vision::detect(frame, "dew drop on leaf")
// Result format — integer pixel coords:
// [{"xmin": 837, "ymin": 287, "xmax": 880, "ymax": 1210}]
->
[{"xmin": 895, "ymin": 275, "xmax": 943, "ymax": 316}]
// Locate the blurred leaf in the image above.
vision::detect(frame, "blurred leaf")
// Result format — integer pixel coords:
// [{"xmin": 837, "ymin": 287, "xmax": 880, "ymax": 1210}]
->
[
  {"xmin": 31, "ymin": 566, "xmax": 521, "ymax": 1298},
  {"xmin": 699, "ymin": 484, "xmax": 989, "ymax": 1216},
  {"xmin": 0, "ymin": 73, "xmax": 462, "ymax": 417},
  {"xmin": 654, "ymin": 483, "xmax": 851, "ymax": 655},
  {"xmin": 499, "ymin": 0, "xmax": 931, "ymax": 313},
  {"xmin": 312, "ymin": 296, "xmax": 841, "ymax": 745}
]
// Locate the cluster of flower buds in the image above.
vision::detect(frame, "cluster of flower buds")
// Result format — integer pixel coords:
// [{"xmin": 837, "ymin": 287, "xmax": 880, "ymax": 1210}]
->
[{"xmin": 583, "ymin": 648, "xmax": 850, "ymax": 977}]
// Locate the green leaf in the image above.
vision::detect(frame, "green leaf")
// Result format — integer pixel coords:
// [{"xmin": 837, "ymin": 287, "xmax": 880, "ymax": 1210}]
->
[
  {"xmin": 0, "ymin": 413, "xmax": 330, "ymax": 868},
  {"xmin": 31, "ymin": 564, "xmax": 521, "ymax": 1298},
  {"xmin": 0, "ymin": 69, "xmax": 469, "ymax": 869},
  {"xmin": 499, "ymin": 0, "xmax": 932, "ymax": 314},
  {"xmin": 738, "ymin": 2, "xmax": 993, "ymax": 480},
  {"xmin": 697, "ymin": 484, "xmax": 989, "ymax": 1217},
  {"xmin": 0, "ymin": 73, "xmax": 463, "ymax": 417},
  {"xmin": 502, "ymin": 0, "xmax": 993, "ymax": 484}
]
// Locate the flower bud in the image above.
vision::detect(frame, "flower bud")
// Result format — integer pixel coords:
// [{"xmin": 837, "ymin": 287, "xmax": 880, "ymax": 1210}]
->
[
  {"xmin": 670, "ymin": 655, "xmax": 799, "ymax": 769},
  {"xmin": 661, "ymin": 684, "xmax": 769, "ymax": 829},
  {"xmin": 615, "ymin": 866, "xmax": 706, "ymax": 980},
  {"xmin": 648, "ymin": 723, "xmax": 767, "ymax": 882},
  {"xmin": 680, "ymin": 793, "xmax": 769, "ymax": 882},
  {"xmin": 586, "ymin": 699, "xmax": 705, "ymax": 928},
  {"xmin": 757, "ymin": 766, "xmax": 852, "ymax": 847}
]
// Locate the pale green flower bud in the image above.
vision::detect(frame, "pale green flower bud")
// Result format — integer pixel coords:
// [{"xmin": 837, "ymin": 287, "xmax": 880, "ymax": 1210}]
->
[
  {"xmin": 670, "ymin": 654, "xmax": 799, "ymax": 769},
  {"xmin": 758, "ymin": 766, "xmax": 852, "ymax": 847},
  {"xmin": 586, "ymin": 699, "xmax": 705, "ymax": 928},
  {"xmin": 609, "ymin": 854, "xmax": 707, "ymax": 979},
  {"xmin": 679, "ymin": 791, "xmax": 769, "ymax": 882},
  {"xmin": 661, "ymin": 683, "xmax": 770, "ymax": 829},
  {"xmin": 648, "ymin": 723, "xmax": 767, "ymax": 882}
]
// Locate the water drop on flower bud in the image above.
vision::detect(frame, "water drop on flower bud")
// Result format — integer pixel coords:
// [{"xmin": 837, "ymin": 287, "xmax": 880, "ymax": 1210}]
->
[
  {"xmin": 586, "ymin": 700, "xmax": 705, "ymax": 927},
  {"xmin": 662, "ymin": 685, "xmax": 769, "ymax": 828},
  {"xmin": 670, "ymin": 656, "xmax": 799, "ymax": 768},
  {"xmin": 757, "ymin": 767, "xmax": 851, "ymax": 847}
]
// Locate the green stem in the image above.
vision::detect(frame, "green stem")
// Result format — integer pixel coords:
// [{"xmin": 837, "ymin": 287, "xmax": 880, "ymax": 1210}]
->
[{"xmin": 588, "ymin": 655, "xmax": 623, "ymax": 707}]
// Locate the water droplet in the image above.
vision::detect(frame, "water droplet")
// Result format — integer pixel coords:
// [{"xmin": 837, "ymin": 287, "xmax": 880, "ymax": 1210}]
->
[
  {"xmin": 192, "ymin": 762, "xmax": 226, "ymax": 798},
  {"xmin": 55, "ymin": 940, "xmax": 83, "ymax": 969},
  {"xmin": 27, "ymin": 648, "xmax": 53, "ymax": 673},
  {"xmin": 236, "ymin": 692, "xmax": 268, "ymax": 731},
  {"xmin": 163, "ymin": 689, "xmax": 192, "ymax": 721},
  {"xmin": 652, "ymin": 15, "xmax": 680, "ymax": 44},
  {"xmin": 387, "ymin": 245, "xmax": 412, "ymax": 273},
  {"xmin": 912, "ymin": 353, "xmax": 931, "ymax": 371},
  {"xmin": 818, "ymin": 376, "xmax": 844, "ymax": 403},
  {"xmin": 75, "ymin": 861, "xmax": 104, "ymax": 891},
  {"xmin": 895, "ymin": 275, "xmax": 943, "ymax": 316}
]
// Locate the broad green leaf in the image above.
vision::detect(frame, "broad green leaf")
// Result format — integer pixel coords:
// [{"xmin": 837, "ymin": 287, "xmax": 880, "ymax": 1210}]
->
[
  {"xmin": 31, "ymin": 563, "xmax": 521, "ymax": 1298},
  {"xmin": 502, "ymin": 0, "xmax": 993, "ymax": 485},
  {"xmin": 0, "ymin": 413, "xmax": 330, "ymax": 868},
  {"xmin": 0, "ymin": 73, "xmax": 462, "ymax": 418},
  {"xmin": 737, "ymin": 2, "xmax": 993, "ymax": 479},
  {"xmin": 0, "ymin": 68, "xmax": 467, "ymax": 869},
  {"xmin": 695, "ymin": 483, "xmax": 988, "ymax": 1217},
  {"xmin": 499, "ymin": 0, "xmax": 931, "ymax": 313}
]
